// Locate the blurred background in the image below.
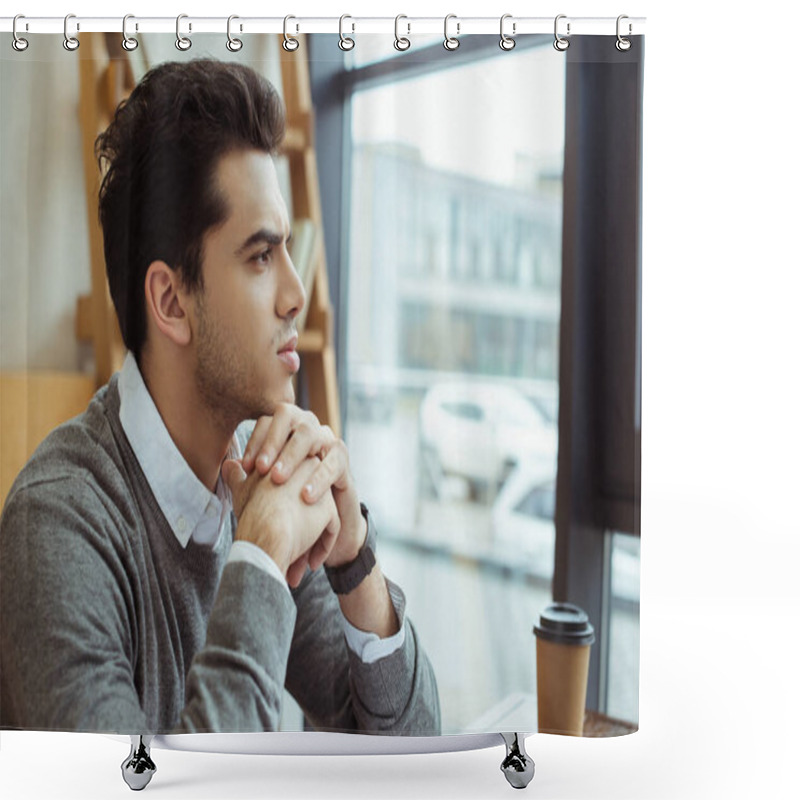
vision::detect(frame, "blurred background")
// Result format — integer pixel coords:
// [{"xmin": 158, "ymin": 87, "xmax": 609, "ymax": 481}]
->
[{"xmin": 318, "ymin": 34, "xmax": 641, "ymax": 733}]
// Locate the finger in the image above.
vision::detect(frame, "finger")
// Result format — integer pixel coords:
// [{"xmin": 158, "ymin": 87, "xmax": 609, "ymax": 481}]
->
[
  {"xmin": 247, "ymin": 405, "xmax": 294, "ymax": 475},
  {"xmin": 287, "ymin": 552, "xmax": 310, "ymax": 589},
  {"xmin": 329, "ymin": 439, "xmax": 355, "ymax": 492},
  {"xmin": 302, "ymin": 443, "xmax": 347, "ymax": 504},
  {"xmin": 326, "ymin": 497, "xmax": 342, "ymax": 537},
  {"xmin": 241, "ymin": 416, "xmax": 274, "ymax": 473},
  {"xmin": 221, "ymin": 458, "xmax": 250, "ymax": 516},
  {"xmin": 270, "ymin": 414, "xmax": 331, "ymax": 485},
  {"xmin": 307, "ymin": 526, "xmax": 338, "ymax": 572},
  {"xmin": 254, "ymin": 414, "xmax": 292, "ymax": 475},
  {"xmin": 221, "ymin": 458, "xmax": 247, "ymax": 493},
  {"xmin": 257, "ymin": 405, "xmax": 302, "ymax": 478}
]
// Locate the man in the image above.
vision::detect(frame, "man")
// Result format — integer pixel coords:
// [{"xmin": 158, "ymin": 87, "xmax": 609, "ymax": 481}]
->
[{"xmin": 0, "ymin": 59, "xmax": 440, "ymax": 735}]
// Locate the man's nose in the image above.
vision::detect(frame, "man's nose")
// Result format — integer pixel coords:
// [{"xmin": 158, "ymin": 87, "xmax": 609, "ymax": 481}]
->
[{"xmin": 277, "ymin": 255, "xmax": 306, "ymax": 320}]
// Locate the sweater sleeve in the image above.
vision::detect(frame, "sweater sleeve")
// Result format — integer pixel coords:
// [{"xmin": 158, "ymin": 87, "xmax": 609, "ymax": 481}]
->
[
  {"xmin": 0, "ymin": 478, "xmax": 296, "ymax": 734},
  {"xmin": 284, "ymin": 566, "xmax": 441, "ymax": 735},
  {"xmin": 178, "ymin": 560, "xmax": 296, "ymax": 732}
]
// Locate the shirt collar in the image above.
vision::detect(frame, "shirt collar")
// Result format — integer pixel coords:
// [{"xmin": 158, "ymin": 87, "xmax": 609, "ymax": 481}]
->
[{"xmin": 117, "ymin": 351, "xmax": 241, "ymax": 549}]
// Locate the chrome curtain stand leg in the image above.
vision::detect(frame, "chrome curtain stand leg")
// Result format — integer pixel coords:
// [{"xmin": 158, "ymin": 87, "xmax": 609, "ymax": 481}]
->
[
  {"xmin": 500, "ymin": 732, "xmax": 535, "ymax": 789},
  {"xmin": 121, "ymin": 734, "xmax": 157, "ymax": 791}
]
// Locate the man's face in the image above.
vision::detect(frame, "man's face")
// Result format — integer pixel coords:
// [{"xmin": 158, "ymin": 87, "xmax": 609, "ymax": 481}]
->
[{"xmin": 190, "ymin": 148, "xmax": 305, "ymax": 428}]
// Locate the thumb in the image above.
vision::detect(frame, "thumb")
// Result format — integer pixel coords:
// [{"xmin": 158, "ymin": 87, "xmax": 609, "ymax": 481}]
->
[{"xmin": 221, "ymin": 458, "xmax": 247, "ymax": 492}]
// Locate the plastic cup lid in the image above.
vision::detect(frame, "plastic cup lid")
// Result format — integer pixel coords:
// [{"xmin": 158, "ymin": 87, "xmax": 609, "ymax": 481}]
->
[{"xmin": 533, "ymin": 602, "xmax": 595, "ymax": 646}]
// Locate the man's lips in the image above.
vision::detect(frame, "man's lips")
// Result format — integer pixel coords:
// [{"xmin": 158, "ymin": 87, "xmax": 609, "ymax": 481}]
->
[
  {"xmin": 277, "ymin": 334, "xmax": 298, "ymax": 354},
  {"xmin": 277, "ymin": 334, "xmax": 300, "ymax": 373}
]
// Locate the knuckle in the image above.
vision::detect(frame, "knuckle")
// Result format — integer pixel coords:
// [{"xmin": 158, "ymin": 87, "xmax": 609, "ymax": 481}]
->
[
  {"xmin": 296, "ymin": 420, "xmax": 314, "ymax": 438},
  {"xmin": 331, "ymin": 441, "xmax": 349, "ymax": 469},
  {"xmin": 298, "ymin": 456, "xmax": 320, "ymax": 478},
  {"xmin": 273, "ymin": 405, "xmax": 292, "ymax": 427}
]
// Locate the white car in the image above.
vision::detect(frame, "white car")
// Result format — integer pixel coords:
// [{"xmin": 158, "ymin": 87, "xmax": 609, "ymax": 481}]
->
[
  {"xmin": 491, "ymin": 462, "xmax": 557, "ymax": 576},
  {"xmin": 492, "ymin": 462, "xmax": 640, "ymax": 596},
  {"xmin": 418, "ymin": 382, "xmax": 557, "ymax": 499}
]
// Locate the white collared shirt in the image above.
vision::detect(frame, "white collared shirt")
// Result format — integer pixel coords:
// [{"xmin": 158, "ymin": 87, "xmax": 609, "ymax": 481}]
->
[{"xmin": 117, "ymin": 352, "xmax": 403, "ymax": 663}]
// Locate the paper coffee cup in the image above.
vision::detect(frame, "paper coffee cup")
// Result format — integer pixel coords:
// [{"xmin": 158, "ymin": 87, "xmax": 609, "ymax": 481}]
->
[{"xmin": 534, "ymin": 603, "xmax": 595, "ymax": 736}]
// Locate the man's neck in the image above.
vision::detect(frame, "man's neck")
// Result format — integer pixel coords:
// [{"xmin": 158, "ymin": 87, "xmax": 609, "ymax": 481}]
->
[{"xmin": 138, "ymin": 351, "xmax": 235, "ymax": 493}]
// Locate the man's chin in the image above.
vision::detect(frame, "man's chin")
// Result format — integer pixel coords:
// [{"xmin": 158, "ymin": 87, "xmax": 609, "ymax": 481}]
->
[
  {"xmin": 251, "ymin": 384, "xmax": 295, "ymax": 419},
  {"xmin": 281, "ymin": 382, "xmax": 296, "ymax": 406}
]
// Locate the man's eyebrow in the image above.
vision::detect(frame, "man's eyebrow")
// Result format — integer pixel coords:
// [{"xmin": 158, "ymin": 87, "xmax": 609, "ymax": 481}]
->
[{"xmin": 234, "ymin": 228, "xmax": 292, "ymax": 257}]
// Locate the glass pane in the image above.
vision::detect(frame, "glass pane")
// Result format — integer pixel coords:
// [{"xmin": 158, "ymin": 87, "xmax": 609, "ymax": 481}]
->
[
  {"xmin": 344, "ymin": 42, "xmax": 565, "ymax": 733},
  {"xmin": 347, "ymin": 34, "xmax": 442, "ymax": 68},
  {"xmin": 607, "ymin": 532, "xmax": 641, "ymax": 725}
]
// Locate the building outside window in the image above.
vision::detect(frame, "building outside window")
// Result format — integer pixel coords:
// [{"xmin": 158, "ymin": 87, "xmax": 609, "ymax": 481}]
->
[{"xmin": 311, "ymin": 33, "xmax": 641, "ymax": 732}]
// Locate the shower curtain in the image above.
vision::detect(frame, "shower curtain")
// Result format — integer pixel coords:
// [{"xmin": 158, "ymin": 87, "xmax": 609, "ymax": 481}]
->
[{"xmin": 0, "ymin": 18, "xmax": 643, "ymax": 753}]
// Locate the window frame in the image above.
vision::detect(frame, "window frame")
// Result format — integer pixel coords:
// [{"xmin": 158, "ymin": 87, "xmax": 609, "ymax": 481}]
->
[{"xmin": 555, "ymin": 35, "xmax": 643, "ymax": 711}]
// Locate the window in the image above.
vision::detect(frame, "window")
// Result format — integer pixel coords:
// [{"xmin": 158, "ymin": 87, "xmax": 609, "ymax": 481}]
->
[
  {"xmin": 607, "ymin": 532, "xmax": 641, "ymax": 724},
  {"xmin": 309, "ymin": 32, "xmax": 642, "ymax": 730},
  {"xmin": 337, "ymin": 37, "xmax": 565, "ymax": 734}
]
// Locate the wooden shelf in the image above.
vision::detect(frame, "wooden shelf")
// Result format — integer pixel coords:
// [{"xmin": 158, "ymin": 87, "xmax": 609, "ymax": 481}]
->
[
  {"xmin": 280, "ymin": 34, "xmax": 341, "ymax": 436},
  {"xmin": 297, "ymin": 330, "xmax": 326, "ymax": 353},
  {"xmin": 1, "ymin": 371, "xmax": 95, "ymax": 506},
  {"xmin": 282, "ymin": 126, "xmax": 310, "ymax": 153}
]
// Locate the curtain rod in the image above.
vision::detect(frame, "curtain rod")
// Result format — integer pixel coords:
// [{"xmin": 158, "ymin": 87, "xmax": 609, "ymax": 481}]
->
[{"xmin": 1, "ymin": 15, "xmax": 646, "ymax": 37}]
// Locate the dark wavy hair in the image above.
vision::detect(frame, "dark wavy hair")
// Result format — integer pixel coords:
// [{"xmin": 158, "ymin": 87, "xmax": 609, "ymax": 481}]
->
[{"xmin": 95, "ymin": 59, "xmax": 286, "ymax": 361}]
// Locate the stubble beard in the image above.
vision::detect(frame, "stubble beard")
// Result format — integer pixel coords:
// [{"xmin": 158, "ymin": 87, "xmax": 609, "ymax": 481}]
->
[{"xmin": 193, "ymin": 293, "xmax": 275, "ymax": 433}]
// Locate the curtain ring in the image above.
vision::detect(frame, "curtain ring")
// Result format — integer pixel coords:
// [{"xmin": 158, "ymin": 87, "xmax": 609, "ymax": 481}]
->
[
  {"xmin": 553, "ymin": 14, "xmax": 570, "ymax": 51},
  {"xmin": 616, "ymin": 15, "xmax": 632, "ymax": 51},
  {"xmin": 283, "ymin": 15, "xmax": 299, "ymax": 51},
  {"xmin": 338, "ymin": 14, "xmax": 355, "ymax": 51},
  {"xmin": 122, "ymin": 14, "xmax": 139, "ymax": 52},
  {"xmin": 227, "ymin": 15, "xmax": 243, "ymax": 52},
  {"xmin": 175, "ymin": 14, "xmax": 192, "ymax": 51},
  {"xmin": 63, "ymin": 13, "xmax": 80, "ymax": 51},
  {"xmin": 12, "ymin": 15, "xmax": 29, "ymax": 52},
  {"xmin": 443, "ymin": 14, "xmax": 460, "ymax": 51},
  {"xmin": 499, "ymin": 14, "xmax": 516, "ymax": 51},
  {"xmin": 394, "ymin": 15, "xmax": 411, "ymax": 51}
]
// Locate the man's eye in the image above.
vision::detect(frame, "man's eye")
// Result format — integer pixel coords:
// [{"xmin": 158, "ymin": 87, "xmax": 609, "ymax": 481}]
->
[{"xmin": 254, "ymin": 249, "xmax": 272, "ymax": 265}]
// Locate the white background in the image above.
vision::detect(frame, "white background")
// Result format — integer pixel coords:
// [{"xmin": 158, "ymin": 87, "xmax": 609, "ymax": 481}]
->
[{"xmin": 2, "ymin": 1, "xmax": 799, "ymax": 798}]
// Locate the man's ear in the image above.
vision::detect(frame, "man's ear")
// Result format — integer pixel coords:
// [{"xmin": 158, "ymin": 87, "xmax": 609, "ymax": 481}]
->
[{"xmin": 144, "ymin": 260, "xmax": 192, "ymax": 347}]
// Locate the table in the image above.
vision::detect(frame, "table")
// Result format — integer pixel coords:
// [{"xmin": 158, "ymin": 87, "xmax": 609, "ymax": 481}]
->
[{"xmin": 466, "ymin": 692, "xmax": 638, "ymax": 737}]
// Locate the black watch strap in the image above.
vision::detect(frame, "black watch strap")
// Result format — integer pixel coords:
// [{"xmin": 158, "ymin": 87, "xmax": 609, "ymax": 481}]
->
[{"xmin": 324, "ymin": 503, "xmax": 377, "ymax": 595}]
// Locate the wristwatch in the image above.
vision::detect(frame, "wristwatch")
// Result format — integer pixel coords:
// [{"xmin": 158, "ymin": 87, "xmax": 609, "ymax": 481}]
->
[{"xmin": 324, "ymin": 503, "xmax": 377, "ymax": 595}]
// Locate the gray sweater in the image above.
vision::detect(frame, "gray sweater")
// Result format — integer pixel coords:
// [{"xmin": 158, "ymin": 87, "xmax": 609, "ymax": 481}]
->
[{"xmin": 0, "ymin": 377, "xmax": 440, "ymax": 735}]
